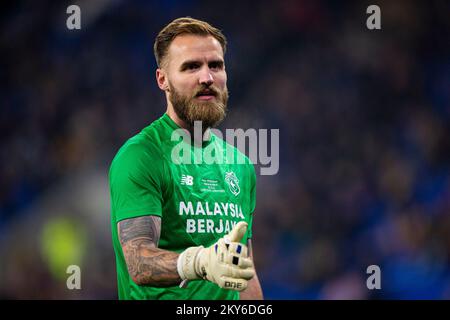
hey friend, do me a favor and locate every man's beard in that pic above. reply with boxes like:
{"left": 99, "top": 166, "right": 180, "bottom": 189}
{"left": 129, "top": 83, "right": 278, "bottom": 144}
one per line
{"left": 169, "top": 82, "right": 228, "bottom": 129}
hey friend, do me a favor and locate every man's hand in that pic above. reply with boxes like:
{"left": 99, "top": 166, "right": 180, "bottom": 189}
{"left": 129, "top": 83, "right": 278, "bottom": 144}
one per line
{"left": 177, "top": 221, "right": 255, "bottom": 291}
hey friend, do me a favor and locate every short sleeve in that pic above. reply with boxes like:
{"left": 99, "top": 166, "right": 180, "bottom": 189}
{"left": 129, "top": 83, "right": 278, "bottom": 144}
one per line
{"left": 109, "top": 142, "right": 165, "bottom": 223}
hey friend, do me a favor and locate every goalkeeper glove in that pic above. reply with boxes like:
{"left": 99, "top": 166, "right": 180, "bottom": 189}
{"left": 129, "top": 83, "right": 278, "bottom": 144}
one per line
{"left": 177, "top": 221, "right": 255, "bottom": 291}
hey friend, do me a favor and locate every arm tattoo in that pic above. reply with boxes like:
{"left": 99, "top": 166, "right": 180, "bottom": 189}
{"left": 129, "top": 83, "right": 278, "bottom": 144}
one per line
{"left": 118, "top": 216, "right": 181, "bottom": 287}
{"left": 119, "top": 216, "right": 160, "bottom": 244}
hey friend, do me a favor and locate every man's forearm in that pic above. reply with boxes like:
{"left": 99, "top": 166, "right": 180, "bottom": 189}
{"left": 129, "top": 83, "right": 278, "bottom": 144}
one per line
{"left": 121, "top": 238, "right": 181, "bottom": 287}
{"left": 118, "top": 216, "right": 181, "bottom": 287}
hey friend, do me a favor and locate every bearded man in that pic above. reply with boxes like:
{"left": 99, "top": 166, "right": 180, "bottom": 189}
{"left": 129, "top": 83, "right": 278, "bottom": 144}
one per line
{"left": 109, "top": 17, "right": 263, "bottom": 300}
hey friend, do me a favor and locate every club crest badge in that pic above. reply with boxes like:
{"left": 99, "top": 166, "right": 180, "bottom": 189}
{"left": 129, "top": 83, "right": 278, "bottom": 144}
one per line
{"left": 225, "top": 171, "right": 240, "bottom": 196}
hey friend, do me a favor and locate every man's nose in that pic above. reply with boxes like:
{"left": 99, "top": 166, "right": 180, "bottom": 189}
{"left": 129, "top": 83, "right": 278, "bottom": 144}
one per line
{"left": 199, "top": 68, "right": 214, "bottom": 86}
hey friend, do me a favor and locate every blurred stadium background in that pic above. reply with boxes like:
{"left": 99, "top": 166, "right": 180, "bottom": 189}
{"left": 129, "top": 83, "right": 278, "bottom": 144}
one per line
{"left": 1, "top": 0, "right": 449, "bottom": 299}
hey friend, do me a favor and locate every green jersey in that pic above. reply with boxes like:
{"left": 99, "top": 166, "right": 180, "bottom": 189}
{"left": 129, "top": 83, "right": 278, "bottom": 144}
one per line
{"left": 109, "top": 113, "right": 256, "bottom": 300}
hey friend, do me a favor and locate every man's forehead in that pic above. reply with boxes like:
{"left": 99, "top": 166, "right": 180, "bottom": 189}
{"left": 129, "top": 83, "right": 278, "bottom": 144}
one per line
{"left": 168, "top": 34, "right": 224, "bottom": 63}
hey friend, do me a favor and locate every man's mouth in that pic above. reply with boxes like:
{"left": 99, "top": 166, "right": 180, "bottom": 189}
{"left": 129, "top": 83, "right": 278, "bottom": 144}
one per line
{"left": 195, "top": 90, "right": 217, "bottom": 100}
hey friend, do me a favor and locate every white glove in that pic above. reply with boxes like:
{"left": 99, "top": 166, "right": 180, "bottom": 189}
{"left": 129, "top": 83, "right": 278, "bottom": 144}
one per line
{"left": 177, "top": 221, "right": 255, "bottom": 291}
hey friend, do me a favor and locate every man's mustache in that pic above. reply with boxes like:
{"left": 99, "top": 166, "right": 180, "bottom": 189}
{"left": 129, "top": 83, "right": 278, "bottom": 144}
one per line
{"left": 193, "top": 85, "right": 221, "bottom": 98}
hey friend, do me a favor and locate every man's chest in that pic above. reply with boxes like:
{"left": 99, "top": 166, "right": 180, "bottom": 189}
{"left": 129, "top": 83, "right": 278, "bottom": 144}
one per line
{"left": 159, "top": 162, "right": 251, "bottom": 246}
{"left": 168, "top": 162, "right": 246, "bottom": 204}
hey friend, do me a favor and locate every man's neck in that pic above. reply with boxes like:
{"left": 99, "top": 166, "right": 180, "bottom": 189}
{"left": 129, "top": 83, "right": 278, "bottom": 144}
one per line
{"left": 166, "top": 106, "right": 211, "bottom": 145}
{"left": 166, "top": 106, "right": 188, "bottom": 129}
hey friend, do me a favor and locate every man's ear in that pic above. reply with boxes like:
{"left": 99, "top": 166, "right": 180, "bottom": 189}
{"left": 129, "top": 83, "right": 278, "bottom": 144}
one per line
{"left": 156, "top": 68, "right": 169, "bottom": 91}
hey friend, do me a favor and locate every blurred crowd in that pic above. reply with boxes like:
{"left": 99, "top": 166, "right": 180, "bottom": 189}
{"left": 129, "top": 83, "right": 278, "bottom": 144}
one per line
{"left": 1, "top": 0, "right": 449, "bottom": 299}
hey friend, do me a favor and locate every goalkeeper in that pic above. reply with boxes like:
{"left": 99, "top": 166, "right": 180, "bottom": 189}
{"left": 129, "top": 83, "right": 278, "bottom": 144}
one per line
{"left": 109, "top": 17, "right": 263, "bottom": 300}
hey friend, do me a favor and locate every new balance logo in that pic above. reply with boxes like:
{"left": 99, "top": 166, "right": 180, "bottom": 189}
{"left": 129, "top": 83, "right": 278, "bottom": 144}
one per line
{"left": 181, "top": 174, "right": 194, "bottom": 186}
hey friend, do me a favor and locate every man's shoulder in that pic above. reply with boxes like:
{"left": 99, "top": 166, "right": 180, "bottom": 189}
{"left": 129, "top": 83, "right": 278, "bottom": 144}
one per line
{"left": 113, "top": 131, "right": 158, "bottom": 162}
{"left": 140, "top": 114, "right": 174, "bottom": 145}
{"left": 110, "top": 117, "right": 168, "bottom": 171}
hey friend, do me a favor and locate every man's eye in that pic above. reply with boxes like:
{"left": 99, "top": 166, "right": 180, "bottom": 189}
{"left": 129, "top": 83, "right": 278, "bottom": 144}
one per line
{"left": 187, "top": 64, "right": 200, "bottom": 70}
{"left": 209, "top": 62, "right": 222, "bottom": 70}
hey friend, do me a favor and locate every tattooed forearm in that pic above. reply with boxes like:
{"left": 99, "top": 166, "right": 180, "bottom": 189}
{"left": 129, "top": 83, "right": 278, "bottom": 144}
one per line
{"left": 118, "top": 216, "right": 181, "bottom": 287}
